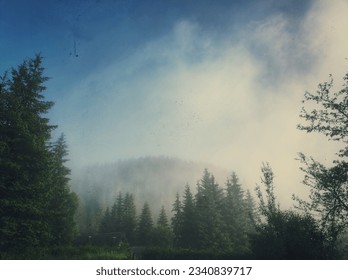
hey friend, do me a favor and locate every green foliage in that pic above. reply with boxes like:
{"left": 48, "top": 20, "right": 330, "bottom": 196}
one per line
{"left": 0, "top": 55, "right": 77, "bottom": 255}
{"left": 296, "top": 71, "right": 348, "bottom": 253}
{"left": 294, "top": 154, "right": 348, "bottom": 252}
{"left": 110, "top": 193, "right": 124, "bottom": 231}
{"left": 252, "top": 164, "right": 326, "bottom": 259}
{"left": 223, "top": 172, "right": 254, "bottom": 254}
{"left": 170, "top": 169, "right": 257, "bottom": 254}
{"left": 47, "top": 134, "right": 78, "bottom": 245}
{"left": 99, "top": 192, "right": 137, "bottom": 243}
{"left": 176, "top": 185, "right": 198, "bottom": 248}
{"left": 152, "top": 206, "right": 173, "bottom": 247}
{"left": 140, "top": 247, "right": 251, "bottom": 260}
{"left": 157, "top": 206, "right": 169, "bottom": 227}
{"left": 122, "top": 193, "right": 137, "bottom": 243}
{"left": 77, "top": 191, "right": 103, "bottom": 234}
{"left": 1, "top": 55, "right": 55, "bottom": 252}
{"left": 298, "top": 73, "right": 348, "bottom": 157}
{"left": 255, "top": 163, "right": 279, "bottom": 217}
{"left": 250, "top": 210, "right": 326, "bottom": 259}
{"left": 195, "top": 169, "right": 227, "bottom": 250}
{"left": 135, "top": 202, "right": 154, "bottom": 246}
{"left": 0, "top": 245, "right": 131, "bottom": 260}
{"left": 171, "top": 192, "right": 183, "bottom": 246}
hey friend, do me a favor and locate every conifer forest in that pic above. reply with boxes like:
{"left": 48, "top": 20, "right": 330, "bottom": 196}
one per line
{"left": 1, "top": 56, "right": 348, "bottom": 260}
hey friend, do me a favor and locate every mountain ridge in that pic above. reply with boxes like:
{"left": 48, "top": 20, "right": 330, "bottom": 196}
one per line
{"left": 71, "top": 156, "right": 232, "bottom": 220}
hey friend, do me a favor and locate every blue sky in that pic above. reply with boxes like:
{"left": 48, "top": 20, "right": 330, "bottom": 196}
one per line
{"left": 1, "top": 0, "right": 348, "bottom": 206}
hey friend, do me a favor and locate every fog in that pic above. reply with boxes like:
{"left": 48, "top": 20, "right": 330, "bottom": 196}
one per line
{"left": 54, "top": 0, "right": 347, "bottom": 209}
{"left": 72, "top": 156, "right": 231, "bottom": 220}
{"left": 2, "top": 1, "right": 346, "bottom": 209}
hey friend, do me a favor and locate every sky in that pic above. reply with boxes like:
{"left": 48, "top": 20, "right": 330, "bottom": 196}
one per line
{"left": 1, "top": 0, "right": 348, "bottom": 207}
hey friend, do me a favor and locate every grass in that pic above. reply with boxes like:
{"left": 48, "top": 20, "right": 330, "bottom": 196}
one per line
{"left": 0, "top": 244, "right": 132, "bottom": 260}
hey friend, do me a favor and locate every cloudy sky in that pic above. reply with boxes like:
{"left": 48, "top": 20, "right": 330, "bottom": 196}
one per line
{"left": 1, "top": 0, "right": 348, "bottom": 207}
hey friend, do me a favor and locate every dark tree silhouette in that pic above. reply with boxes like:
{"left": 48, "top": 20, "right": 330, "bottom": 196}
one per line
{"left": 296, "top": 71, "right": 348, "bottom": 253}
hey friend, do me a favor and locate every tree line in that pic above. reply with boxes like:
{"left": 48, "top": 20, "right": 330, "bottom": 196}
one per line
{"left": 96, "top": 165, "right": 333, "bottom": 259}
{"left": 1, "top": 55, "right": 348, "bottom": 259}
{"left": 97, "top": 170, "right": 255, "bottom": 253}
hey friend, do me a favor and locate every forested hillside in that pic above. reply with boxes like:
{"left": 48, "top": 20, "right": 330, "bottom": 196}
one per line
{"left": 72, "top": 157, "right": 230, "bottom": 234}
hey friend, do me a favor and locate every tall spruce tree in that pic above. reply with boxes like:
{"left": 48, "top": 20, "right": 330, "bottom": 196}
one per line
{"left": 47, "top": 134, "right": 78, "bottom": 245}
{"left": 153, "top": 206, "right": 173, "bottom": 247}
{"left": 171, "top": 192, "right": 183, "bottom": 247}
{"left": 136, "top": 202, "right": 153, "bottom": 246}
{"left": 100, "top": 207, "right": 112, "bottom": 233}
{"left": 0, "top": 55, "right": 77, "bottom": 254}
{"left": 195, "top": 169, "right": 228, "bottom": 250}
{"left": 110, "top": 192, "right": 123, "bottom": 232}
{"left": 244, "top": 189, "right": 258, "bottom": 233}
{"left": 223, "top": 172, "right": 248, "bottom": 253}
{"left": 122, "top": 192, "right": 137, "bottom": 244}
{"left": 0, "top": 55, "right": 56, "bottom": 253}
{"left": 179, "top": 184, "right": 198, "bottom": 248}
{"left": 157, "top": 206, "right": 169, "bottom": 227}
{"left": 99, "top": 192, "right": 137, "bottom": 243}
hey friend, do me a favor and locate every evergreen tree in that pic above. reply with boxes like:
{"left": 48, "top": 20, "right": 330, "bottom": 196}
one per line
{"left": 110, "top": 192, "right": 123, "bottom": 232}
{"left": 99, "top": 192, "right": 137, "bottom": 243}
{"left": 171, "top": 192, "right": 183, "bottom": 247}
{"left": 157, "top": 206, "right": 169, "bottom": 227}
{"left": 0, "top": 55, "right": 57, "bottom": 253}
{"left": 179, "top": 184, "right": 198, "bottom": 248}
{"left": 195, "top": 169, "right": 227, "bottom": 250}
{"left": 136, "top": 202, "right": 153, "bottom": 246}
{"left": 152, "top": 206, "right": 173, "bottom": 247}
{"left": 223, "top": 172, "right": 248, "bottom": 253}
{"left": 122, "top": 192, "right": 137, "bottom": 244}
{"left": 47, "top": 134, "right": 78, "bottom": 245}
{"left": 100, "top": 207, "right": 112, "bottom": 233}
{"left": 0, "top": 56, "right": 78, "bottom": 255}
{"left": 244, "top": 189, "right": 258, "bottom": 233}
{"left": 79, "top": 192, "right": 102, "bottom": 235}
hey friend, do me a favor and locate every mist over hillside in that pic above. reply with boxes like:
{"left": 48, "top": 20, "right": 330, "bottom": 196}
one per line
{"left": 71, "top": 156, "right": 231, "bottom": 219}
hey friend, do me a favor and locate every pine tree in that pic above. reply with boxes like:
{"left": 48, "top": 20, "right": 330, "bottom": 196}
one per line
{"left": 136, "top": 202, "right": 153, "bottom": 246}
{"left": 0, "top": 55, "right": 57, "bottom": 253}
{"left": 152, "top": 206, "right": 173, "bottom": 247}
{"left": 244, "top": 189, "right": 258, "bottom": 233}
{"left": 171, "top": 192, "right": 183, "bottom": 247}
{"left": 79, "top": 191, "right": 102, "bottom": 234}
{"left": 0, "top": 56, "right": 79, "bottom": 255}
{"left": 122, "top": 192, "right": 137, "bottom": 244}
{"left": 110, "top": 192, "right": 123, "bottom": 232}
{"left": 100, "top": 207, "right": 112, "bottom": 233}
{"left": 157, "top": 206, "right": 169, "bottom": 227}
{"left": 223, "top": 172, "right": 248, "bottom": 253}
{"left": 47, "top": 134, "right": 78, "bottom": 245}
{"left": 195, "top": 169, "right": 227, "bottom": 250}
{"left": 179, "top": 184, "right": 198, "bottom": 248}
